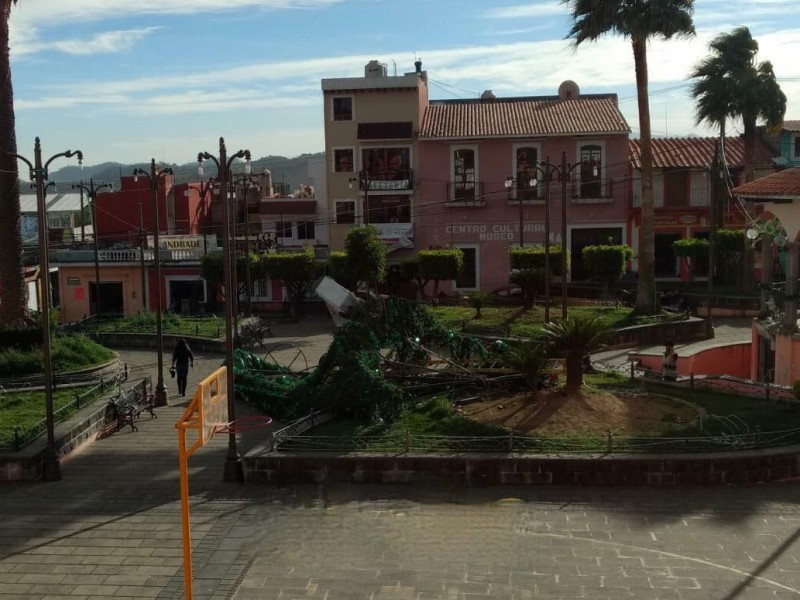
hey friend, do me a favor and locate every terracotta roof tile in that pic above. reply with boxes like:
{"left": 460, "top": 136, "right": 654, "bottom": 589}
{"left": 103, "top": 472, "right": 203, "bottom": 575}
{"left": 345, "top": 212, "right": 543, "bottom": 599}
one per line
{"left": 732, "top": 166, "right": 800, "bottom": 199}
{"left": 419, "top": 95, "right": 630, "bottom": 139}
{"left": 783, "top": 120, "right": 800, "bottom": 132}
{"left": 630, "top": 137, "right": 777, "bottom": 169}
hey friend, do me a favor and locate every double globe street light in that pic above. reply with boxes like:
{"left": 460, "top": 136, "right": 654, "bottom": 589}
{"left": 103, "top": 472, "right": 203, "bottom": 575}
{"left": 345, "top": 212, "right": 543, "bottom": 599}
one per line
{"left": 72, "top": 179, "right": 112, "bottom": 318}
{"left": 8, "top": 137, "right": 83, "bottom": 481}
{"left": 197, "top": 137, "right": 251, "bottom": 482}
{"left": 133, "top": 160, "right": 174, "bottom": 407}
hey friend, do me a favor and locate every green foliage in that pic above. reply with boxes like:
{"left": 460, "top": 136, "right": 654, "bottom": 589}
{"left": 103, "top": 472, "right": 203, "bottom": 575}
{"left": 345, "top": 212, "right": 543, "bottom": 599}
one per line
{"left": 542, "top": 316, "right": 612, "bottom": 389}
{"left": 0, "top": 325, "right": 43, "bottom": 351}
{"left": 581, "top": 244, "right": 632, "bottom": 283}
{"left": 418, "top": 249, "right": 464, "bottom": 296}
{"left": 509, "top": 268, "right": 546, "bottom": 307}
{"left": 715, "top": 229, "right": 745, "bottom": 284}
{"left": 88, "top": 313, "right": 224, "bottom": 338}
{"left": 264, "top": 248, "right": 322, "bottom": 311}
{"left": 509, "top": 245, "right": 567, "bottom": 275}
{"left": 0, "top": 335, "right": 115, "bottom": 378}
{"left": 200, "top": 251, "right": 224, "bottom": 285}
{"left": 327, "top": 251, "right": 356, "bottom": 290}
{"left": 673, "top": 237, "right": 709, "bottom": 258}
{"left": 502, "top": 341, "right": 551, "bottom": 390}
{"left": 466, "top": 291, "right": 488, "bottom": 319}
{"left": 201, "top": 251, "right": 265, "bottom": 288}
{"left": 344, "top": 226, "right": 386, "bottom": 289}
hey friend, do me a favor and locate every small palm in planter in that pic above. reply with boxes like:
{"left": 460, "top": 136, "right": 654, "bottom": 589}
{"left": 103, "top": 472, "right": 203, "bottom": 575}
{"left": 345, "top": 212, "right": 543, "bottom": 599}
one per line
{"left": 466, "top": 291, "right": 488, "bottom": 319}
{"left": 542, "top": 316, "right": 612, "bottom": 390}
{"left": 502, "top": 341, "right": 551, "bottom": 391}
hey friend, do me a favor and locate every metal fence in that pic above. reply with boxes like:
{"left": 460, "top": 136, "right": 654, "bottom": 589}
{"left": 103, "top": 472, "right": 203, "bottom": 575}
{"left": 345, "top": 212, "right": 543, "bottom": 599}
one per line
{"left": 1, "top": 368, "right": 130, "bottom": 452}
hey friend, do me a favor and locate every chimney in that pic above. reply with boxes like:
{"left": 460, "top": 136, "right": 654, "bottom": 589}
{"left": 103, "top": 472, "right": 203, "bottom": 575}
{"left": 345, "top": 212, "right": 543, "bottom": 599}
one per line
{"left": 415, "top": 59, "right": 422, "bottom": 73}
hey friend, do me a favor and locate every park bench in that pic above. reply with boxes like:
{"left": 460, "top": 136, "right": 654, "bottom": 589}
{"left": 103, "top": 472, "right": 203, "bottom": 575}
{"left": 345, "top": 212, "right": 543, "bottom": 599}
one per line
{"left": 238, "top": 317, "right": 274, "bottom": 348}
{"left": 108, "top": 384, "right": 157, "bottom": 433}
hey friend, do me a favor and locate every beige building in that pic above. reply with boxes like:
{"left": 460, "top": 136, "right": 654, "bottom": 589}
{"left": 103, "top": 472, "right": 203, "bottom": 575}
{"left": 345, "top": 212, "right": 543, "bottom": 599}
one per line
{"left": 321, "top": 59, "right": 428, "bottom": 254}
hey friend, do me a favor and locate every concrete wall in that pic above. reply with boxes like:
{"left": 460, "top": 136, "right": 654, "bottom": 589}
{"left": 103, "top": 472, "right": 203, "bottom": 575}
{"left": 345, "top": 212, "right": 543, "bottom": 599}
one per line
{"left": 774, "top": 333, "right": 800, "bottom": 388}
{"left": 58, "top": 265, "right": 145, "bottom": 322}
{"left": 244, "top": 447, "right": 800, "bottom": 486}
{"left": 629, "top": 342, "right": 750, "bottom": 378}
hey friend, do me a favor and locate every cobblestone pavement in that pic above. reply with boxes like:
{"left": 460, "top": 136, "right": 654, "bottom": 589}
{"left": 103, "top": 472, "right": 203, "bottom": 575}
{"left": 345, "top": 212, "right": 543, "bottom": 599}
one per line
{"left": 5, "top": 316, "right": 800, "bottom": 600}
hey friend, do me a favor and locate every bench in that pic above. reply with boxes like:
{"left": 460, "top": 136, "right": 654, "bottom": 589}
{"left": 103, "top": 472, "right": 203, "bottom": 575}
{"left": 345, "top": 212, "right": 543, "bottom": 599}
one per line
{"left": 238, "top": 317, "right": 274, "bottom": 348}
{"left": 108, "top": 385, "right": 157, "bottom": 433}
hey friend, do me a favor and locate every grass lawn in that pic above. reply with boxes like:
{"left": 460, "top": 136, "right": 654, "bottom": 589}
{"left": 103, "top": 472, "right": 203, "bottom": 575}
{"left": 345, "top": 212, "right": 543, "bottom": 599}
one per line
{"left": 426, "top": 304, "right": 632, "bottom": 338}
{"left": 89, "top": 313, "right": 226, "bottom": 338}
{"left": 0, "top": 335, "right": 116, "bottom": 379}
{"left": 0, "top": 385, "right": 97, "bottom": 448}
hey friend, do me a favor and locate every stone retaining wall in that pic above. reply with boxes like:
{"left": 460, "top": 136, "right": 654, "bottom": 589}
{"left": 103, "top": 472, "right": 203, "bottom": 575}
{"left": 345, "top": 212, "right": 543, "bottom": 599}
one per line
{"left": 244, "top": 446, "right": 800, "bottom": 486}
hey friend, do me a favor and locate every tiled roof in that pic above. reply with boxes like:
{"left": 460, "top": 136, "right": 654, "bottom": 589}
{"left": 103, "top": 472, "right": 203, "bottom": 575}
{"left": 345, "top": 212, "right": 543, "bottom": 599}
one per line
{"left": 419, "top": 95, "right": 630, "bottom": 139}
{"left": 630, "top": 137, "right": 777, "bottom": 169}
{"left": 732, "top": 166, "right": 800, "bottom": 199}
{"left": 783, "top": 120, "right": 800, "bottom": 132}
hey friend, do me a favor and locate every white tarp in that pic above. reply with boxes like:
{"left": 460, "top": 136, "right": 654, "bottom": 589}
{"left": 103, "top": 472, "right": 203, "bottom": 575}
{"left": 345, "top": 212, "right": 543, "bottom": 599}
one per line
{"left": 314, "top": 276, "right": 361, "bottom": 328}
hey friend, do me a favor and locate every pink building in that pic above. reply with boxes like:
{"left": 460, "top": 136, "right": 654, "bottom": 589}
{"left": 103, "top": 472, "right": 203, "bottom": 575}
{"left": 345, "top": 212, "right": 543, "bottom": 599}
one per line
{"left": 416, "top": 82, "right": 631, "bottom": 293}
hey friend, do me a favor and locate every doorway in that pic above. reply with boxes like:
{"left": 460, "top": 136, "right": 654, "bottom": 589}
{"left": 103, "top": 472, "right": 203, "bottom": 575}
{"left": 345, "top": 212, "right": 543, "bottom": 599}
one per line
{"left": 89, "top": 282, "right": 124, "bottom": 315}
{"left": 655, "top": 233, "right": 681, "bottom": 278}
{"left": 570, "top": 227, "right": 623, "bottom": 281}
{"left": 168, "top": 279, "right": 206, "bottom": 315}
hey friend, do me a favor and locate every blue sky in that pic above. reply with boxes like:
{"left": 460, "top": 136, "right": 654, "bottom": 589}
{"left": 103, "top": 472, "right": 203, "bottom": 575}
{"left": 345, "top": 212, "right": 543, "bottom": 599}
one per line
{"left": 8, "top": 0, "right": 800, "bottom": 166}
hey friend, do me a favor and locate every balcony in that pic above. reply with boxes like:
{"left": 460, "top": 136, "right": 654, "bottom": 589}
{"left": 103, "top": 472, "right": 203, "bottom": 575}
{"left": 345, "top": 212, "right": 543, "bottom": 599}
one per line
{"left": 632, "top": 188, "right": 711, "bottom": 208}
{"left": 570, "top": 178, "right": 616, "bottom": 204}
{"left": 446, "top": 181, "right": 485, "bottom": 206}
{"left": 53, "top": 247, "right": 208, "bottom": 264}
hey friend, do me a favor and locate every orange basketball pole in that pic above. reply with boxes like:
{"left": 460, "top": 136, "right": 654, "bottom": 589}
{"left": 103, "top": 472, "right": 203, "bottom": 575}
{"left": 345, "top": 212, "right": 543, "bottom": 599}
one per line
{"left": 178, "top": 426, "right": 194, "bottom": 600}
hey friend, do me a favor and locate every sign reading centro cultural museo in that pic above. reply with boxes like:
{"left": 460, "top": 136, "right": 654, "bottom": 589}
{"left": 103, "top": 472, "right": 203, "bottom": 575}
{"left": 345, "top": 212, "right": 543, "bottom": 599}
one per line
{"left": 146, "top": 235, "right": 217, "bottom": 250}
{"left": 444, "top": 222, "right": 546, "bottom": 241}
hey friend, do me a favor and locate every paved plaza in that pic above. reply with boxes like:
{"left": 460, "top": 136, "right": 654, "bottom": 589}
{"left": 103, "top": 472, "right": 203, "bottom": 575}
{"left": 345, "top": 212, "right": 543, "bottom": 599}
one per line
{"left": 4, "top": 316, "right": 799, "bottom": 600}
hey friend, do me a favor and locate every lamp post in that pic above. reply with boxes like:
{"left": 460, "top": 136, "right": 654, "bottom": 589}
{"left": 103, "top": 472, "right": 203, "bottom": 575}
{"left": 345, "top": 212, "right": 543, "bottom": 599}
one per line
{"left": 72, "top": 179, "right": 112, "bottom": 318}
{"left": 198, "top": 137, "right": 251, "bottom": 482}
{"left": 541, "top": 152, "right": 582, "bottom": 320}
{"left": 233, "top": 175, "right": 260, "bottom": 316}
{"left": 9, "top": 137, "right": 82, "bottom": 481}
{"left": 133, "top": 160, "right": 173, "bottom": 407}
{"left": 504, "top": 174, "right": 537, "bottom": 248}
{"left": 349, "top": 170, "right": 370, "bottom": 225}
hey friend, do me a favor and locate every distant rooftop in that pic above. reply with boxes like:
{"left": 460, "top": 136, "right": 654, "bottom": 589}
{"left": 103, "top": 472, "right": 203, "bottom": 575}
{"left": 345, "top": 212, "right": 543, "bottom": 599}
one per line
{"left": 19, "top": 192, "right": 87, "bottom": 214}
{"left": 782, "top": 120, "right": 800, "bottom": 133}
{"left": 732, "top": 166, "right": 800, "bottom": 200}
{"left": 630, "top": 137, "right": 778, "bottom": 170}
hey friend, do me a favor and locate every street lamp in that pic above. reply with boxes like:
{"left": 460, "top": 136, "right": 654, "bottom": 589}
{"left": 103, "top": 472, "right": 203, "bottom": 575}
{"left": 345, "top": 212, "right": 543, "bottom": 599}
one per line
{"left": 197, "top": 137, "right": 251, "bottom": 482}
{"left": 133, "top": 160, "right": 173, "bottom": 407}
{"left": 9, "top": 137, "right": 83, "bottom": 481}
{"left": 72, "top": 179, "right": 112, "bottom": 318}
{"left": 232, "top": 175, "right": 261, "bottom": 317}
{"left": 541, "top": 151, "right": 583, "bottom": 320}
{"left": 504, "top": 175, "right": 537, "bottom": 248}
{"left": 349, "top": 170, "right": 370, "bottom": 225}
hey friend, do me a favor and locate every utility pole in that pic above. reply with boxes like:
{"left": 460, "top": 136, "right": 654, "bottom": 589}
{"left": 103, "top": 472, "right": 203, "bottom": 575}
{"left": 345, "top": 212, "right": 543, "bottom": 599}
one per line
{"left": 138, "top": 201, "right": 147, "bottom": 312}
{"left": 707, "top": 139, "right": 721, "bottom": 333}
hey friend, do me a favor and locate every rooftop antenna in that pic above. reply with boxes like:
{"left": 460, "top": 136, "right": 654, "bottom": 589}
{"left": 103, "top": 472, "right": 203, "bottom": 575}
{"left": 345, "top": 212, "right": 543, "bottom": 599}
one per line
{"left": 392, "top": 60, "right": 397, "bottom": 76}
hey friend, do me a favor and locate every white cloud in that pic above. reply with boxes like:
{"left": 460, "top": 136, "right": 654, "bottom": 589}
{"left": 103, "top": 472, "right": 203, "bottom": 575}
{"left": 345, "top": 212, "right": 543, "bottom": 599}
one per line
{"left": 13, "top": 27, "right": 162, "bottom": 57}
{"left": 483, "top": 3, "right": 566, "bottom": 19}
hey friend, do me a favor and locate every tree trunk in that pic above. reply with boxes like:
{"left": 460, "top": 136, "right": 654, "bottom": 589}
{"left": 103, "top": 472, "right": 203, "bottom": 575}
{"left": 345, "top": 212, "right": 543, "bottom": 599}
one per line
{"left": 741, "top": 115, "right": 756, "bottom": 291}
{"left": 0, "top": 2, "right": 27, "bottom": 325}
{"left": 565, "top": 351, "right": 584, "bottom": 391}
{"left": 631, "top": 38, "right": 658, "bottom": 315}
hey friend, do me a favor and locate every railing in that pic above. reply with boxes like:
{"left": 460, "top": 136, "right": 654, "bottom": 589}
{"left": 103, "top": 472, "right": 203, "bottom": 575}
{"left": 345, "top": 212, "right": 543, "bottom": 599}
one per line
{"left": 632, "top": 187, "right": 710, "bottom": 208}
{"left": 446, "top": 181, "right": 485, "bottom": 205}
{"left": 54, "top": 247, "right": 209, "bottom": 263}
{"left": 0, "top": 369, "right": 132, "bottom": 452}
{"left": 360, "top": 168, "right": 414, "bottom": 192}
{"left": 571, "top": 177, "right": 615, "bottom": 202}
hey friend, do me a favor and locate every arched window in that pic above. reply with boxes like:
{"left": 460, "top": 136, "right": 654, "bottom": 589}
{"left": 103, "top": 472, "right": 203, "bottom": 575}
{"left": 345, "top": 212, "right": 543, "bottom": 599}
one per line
{"left": 580, "top": 144, "right": 602, "bottom": 198}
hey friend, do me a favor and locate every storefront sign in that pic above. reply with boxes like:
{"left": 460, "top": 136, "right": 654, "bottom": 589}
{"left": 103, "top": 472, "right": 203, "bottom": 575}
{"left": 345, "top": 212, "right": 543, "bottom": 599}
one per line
{"left": 374, "top": 224, "right": 414, "bottom": 239}
{"left": 67, "top": 276, "right": 81, "bottom": 286}
{"left": 146, "top": 235, "right": 217, "bottom": 249}
{"left": 444, "top": 222, "right": 545, "bottom": 242}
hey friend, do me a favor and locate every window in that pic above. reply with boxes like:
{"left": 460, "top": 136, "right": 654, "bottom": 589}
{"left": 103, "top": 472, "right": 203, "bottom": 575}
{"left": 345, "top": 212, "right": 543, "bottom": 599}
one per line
{"left": 335, "top": 201, "right": 355, "bottom": 224}
{"left": 251, "top": 278, "right": 271, "bottom": 300}
{"left": 452, "top": 147, "right": 477, "bottom": 201}
{"left": 276, "top": 221, "right": 292, "bottom": 239}
{"left": 794, "top": 135, "right": 800, "bottom": 159}
{"left": 579, "top": 144, "right": 602, "bottom": 198}
{"left": 332, "top": 96, "right": 352, "bottom": 121}
{"left": 454, "top": 246, "right": 478, "bottom": 290}
{"left": 514, "top": 146, "right": 539, "bottom": 201}
{"left": 368, "top": 195, "right": 411, "bottom": 224}
{"left": 333, "top": 148, "right": 354, "bottom": 173}
{"left": 664, "top": 168, "right": 689, "bottom": 207}
{"left": 362, "top": 147, "right": 411, "bottom": 188}
{"left": 297, "top": 221, "right": 316, "bottom": 240}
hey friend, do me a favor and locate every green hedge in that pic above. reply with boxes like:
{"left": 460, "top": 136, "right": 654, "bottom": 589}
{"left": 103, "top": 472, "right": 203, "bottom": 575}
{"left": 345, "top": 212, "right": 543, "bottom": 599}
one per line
{"left": 582, "top": 244, "right": 632, "bottom": 283}
{"left": 0, "top": 335, "right": 115, "bottom": 378}
{"left": 509, "top": 245, "right": 567, "bottom": 275}
{"left": 0, "top": 326, "right": 43, "bottom": 351}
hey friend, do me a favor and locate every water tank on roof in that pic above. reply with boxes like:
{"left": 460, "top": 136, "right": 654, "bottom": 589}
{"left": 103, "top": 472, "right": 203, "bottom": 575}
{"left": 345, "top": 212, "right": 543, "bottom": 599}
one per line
{"left": 365, "top": 60, "right": 388, "bottom": 78}
{"left": 481, "top": 90, "right": 497, "bottom": 100}
{"left": 558, "top": 80, "right": 580, "bottom": 100}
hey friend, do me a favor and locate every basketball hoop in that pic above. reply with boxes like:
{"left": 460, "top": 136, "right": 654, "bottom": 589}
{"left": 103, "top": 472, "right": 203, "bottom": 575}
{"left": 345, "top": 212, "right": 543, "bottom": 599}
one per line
{"left": 215, "top": 414, "right": 273, "bottom": 435}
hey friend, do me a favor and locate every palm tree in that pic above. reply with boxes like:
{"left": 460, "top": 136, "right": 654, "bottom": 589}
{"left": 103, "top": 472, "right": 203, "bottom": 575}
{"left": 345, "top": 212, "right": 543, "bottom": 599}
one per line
{"left": 0, "top": 0, "right": 26, "bottom": 325}
{"left": 689, "top": 27, "right": 786, "bottom": 289}
{"left": 564, "top": 0, "right": 695, "bottom": 315}
{"left": 542, "top": 316, "right": 612, "bottom": 390}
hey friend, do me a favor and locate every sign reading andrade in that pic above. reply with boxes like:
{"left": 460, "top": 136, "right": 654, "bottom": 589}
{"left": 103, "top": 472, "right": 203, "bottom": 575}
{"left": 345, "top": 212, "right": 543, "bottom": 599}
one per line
{"left": 146, "top": 235, "right": 218, "bottom": 250}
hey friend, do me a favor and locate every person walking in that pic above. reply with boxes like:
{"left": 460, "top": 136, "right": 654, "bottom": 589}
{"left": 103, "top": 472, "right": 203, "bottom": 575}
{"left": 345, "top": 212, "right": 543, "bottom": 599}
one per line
{"left": 171, "top": 338, "right": 194, "bottom": 397}
{"left": 662, "top": 341, "right": 678, "bottom": 382}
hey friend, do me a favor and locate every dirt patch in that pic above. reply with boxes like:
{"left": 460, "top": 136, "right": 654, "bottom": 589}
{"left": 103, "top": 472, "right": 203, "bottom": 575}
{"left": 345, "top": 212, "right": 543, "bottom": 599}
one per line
{"left": 460, "top": 389, "right": 699, "bottom": 435}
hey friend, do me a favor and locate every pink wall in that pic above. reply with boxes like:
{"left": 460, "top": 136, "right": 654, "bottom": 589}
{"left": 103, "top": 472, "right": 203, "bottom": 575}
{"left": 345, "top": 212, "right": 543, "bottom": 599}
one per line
{"left": 774, "top": 334, "right": 800, "bottom": 388}
{"left": 416, "top": 135, "right": 629, "bottom": 293}
{"left": 631, "top": 342, "right": 752, "bottom": 378}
